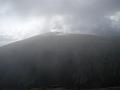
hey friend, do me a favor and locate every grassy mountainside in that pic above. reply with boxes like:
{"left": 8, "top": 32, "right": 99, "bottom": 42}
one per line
{"left": 0, "top": 33, "right": 119, "bottom": 89}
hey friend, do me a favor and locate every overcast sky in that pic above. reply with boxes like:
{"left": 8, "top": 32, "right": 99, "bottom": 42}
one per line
{"left": 0, "top": 0, "right": 120, "bottom": 46}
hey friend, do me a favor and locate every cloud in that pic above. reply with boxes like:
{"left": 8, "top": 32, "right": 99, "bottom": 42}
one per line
{"left": 108, "top": 12, "right": 120, "bottom": 28}
{"left": 1, "top": 0, "right": 120, "bottom": 30}
{"left": 0, "top": 0, "right": 120, "bottom": 46}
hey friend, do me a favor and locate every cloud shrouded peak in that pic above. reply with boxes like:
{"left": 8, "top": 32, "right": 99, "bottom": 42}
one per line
{"left": 0, "top": 0, "right": 120, "bottom": 46}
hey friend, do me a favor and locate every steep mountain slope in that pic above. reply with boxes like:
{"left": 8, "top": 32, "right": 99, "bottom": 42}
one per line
{"left": 0, "top": 33, "right": 119, "bottom": 89}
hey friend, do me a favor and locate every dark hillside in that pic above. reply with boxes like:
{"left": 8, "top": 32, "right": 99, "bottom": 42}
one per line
{"left": 0, "top": 33, "right": 119, "bottom": 89}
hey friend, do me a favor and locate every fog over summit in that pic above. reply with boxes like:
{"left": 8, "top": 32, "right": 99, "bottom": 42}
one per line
{"left": 0, "top": 1, "right": 120, "bottom": 89}
{"left": 0, "top": 0, "right": 120, "bottom": 45}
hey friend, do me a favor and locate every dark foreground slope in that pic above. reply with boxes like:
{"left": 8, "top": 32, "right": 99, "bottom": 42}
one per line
{"left": 0, "top": 33, "right": 119, "bottom": 89}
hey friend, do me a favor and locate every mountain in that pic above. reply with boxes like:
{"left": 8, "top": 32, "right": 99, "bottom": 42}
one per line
{"left": 0, "top": 32, "right": 119, "bottom": 89}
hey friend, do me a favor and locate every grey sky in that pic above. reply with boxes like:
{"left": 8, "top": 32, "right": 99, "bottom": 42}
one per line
{"left": 0, "top": 0, "right": 120, "bottom": 46}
